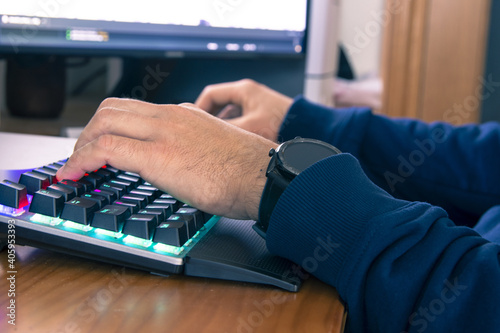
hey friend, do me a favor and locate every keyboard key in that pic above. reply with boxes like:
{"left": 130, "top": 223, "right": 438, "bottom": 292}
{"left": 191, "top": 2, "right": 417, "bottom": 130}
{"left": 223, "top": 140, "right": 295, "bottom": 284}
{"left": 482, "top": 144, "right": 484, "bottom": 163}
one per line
{"left": 129, "top": 190, "right": 155, "bottom": 204}
{"left": 83, "top": 173, "right": 104, "bottom": 188}
{"left": 169, "top": 213, "right": 197, "bottom": 238}
{"left": 122, "top": 214, "right": 157, "bottom": 239}
{"left": 121, "top": 194, "right": 147, "bottom": 209}
{"left": 177, "top": 207, "right": 206, "bottom": 231}
{"left": 81, "top": 193, "right": 107, "bottom": 209}
{"left": 0, "top": 180, "right": 28, "bottom": 209}
{"left": 100, "top": 183, "right": 125, "bottom": 197}
{"left": 91, "top": 189, "right": 116, "bottom": 203}
{"left": 92, "top": 205, "right": 131, "bottom": 232}
{"left": 60, "top": 197, "right": 99, "bottom": 225}
{"left": 47, "top": 184, "right": 76, "bottom": 201}
{"left": 145, "top": 204, "right": 173, "bottom": 218}
{"left": 138, "top": 209, "right": 165, "bottom": 225}
{"left": 58, "top": 179, "right": 85, "bottom": 196}
{"left": 33, "top": 167, "right": 58, "bottom": 184}
{"left": 153, "top": 221, "right": 188, "bottom": 246}
{"left": 30, "top": 189, "right": 64, "bottom": 217}
{"left": 19, "top": 171, "right": 51, "bottom": 195}
{"left": 95, "top": 169, "right": 112, "bottom": 181}
{"left": 154, "top": 198, "right": 182, "bottom": 212}
{"left": 114, "top": 200, "right": 139, "bottom": 214}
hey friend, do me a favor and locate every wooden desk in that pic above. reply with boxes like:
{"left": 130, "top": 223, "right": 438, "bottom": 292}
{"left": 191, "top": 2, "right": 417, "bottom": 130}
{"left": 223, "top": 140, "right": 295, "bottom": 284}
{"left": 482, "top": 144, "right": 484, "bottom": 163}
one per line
{"left": 0, "top": 245, "right": 345, "bottom": 333}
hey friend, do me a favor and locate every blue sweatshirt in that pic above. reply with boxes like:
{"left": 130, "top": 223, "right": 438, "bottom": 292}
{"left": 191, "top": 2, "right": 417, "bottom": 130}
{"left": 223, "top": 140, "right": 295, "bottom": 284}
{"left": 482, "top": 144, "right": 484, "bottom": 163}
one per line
{"left": 266, "top": 97, "right": 500, "bottom": 332}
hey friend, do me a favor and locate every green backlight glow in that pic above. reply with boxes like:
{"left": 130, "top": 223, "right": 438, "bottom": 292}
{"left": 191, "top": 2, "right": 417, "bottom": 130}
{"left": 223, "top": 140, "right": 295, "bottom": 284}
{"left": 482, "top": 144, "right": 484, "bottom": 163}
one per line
{"left": 63, "top": 221, "right": 93, "bottom": 232}
{"left": 95, "top": 228, "right": 123, "bottom": 239}
{"left": 31, "top": 214, "right": 63, "bottom": 226}
{"left": 123, "top": 235, "right": 153, "bottom": 248}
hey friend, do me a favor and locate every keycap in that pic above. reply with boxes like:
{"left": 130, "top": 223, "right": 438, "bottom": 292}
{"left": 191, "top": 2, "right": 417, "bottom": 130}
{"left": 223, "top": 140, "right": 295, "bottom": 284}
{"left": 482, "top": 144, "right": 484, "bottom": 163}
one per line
{"left": 0, "top": 180, "right": 28, "bottom": 209}
{"left": 170, "top": 213, "right": 197, "bottom": 238}
{"left": 33, "top": 167, "right": 58, "bottom": 184}
{"left": 60, "top": 197, "right": 99, "bottom": 225}
{"left": 81, "top": 193, "right": 107, "bottom": 209}
{"left": 153, "top": 221, "right": 188, "bottom": 246}
{"left": 47, "top": 184, "right": 76, "bottom": 201}
{"left": 145, "top": 204, "right": 173, "bottom": 218}
{"left": 58, "top": 179, "right": 84, "bottom": 196}
{"left": 117, "top": 174, "right": 140, "bottom": 187}
{"left": 30, "top": 189, "right": 65, "bottom": 217}
{"left": 92, "top": 205, "right": 131, "bottom": 232}
{"left": 95, "top": 169, "right": 112, "bottom": 181}
{"left": 138, "top": 209, "right": 165, "bottom": 225}
{"left": 177, "top": 207, "right": 206, "bottom": 231}
{"left": 120, "top": 194, "right": 147, "bottom": 209}
{"left": 154, "top": 198, "right": 181, "bottom": 212}
{"left": 91, "top": 189, "right": 116, "bottom": 203}
{"left": 113, "top": 200, "right": 139, "bottom": 214}
{"left": 83, "top": 173, "right": 104, "bottom": 188}
{"left": 129, "top": 190, "right": 155, "bottom": 204}
{"left": 122, "top": 214, "right": 157, "bottom": 239}
{"left": 100, "top": 183, "right": 125, "bottom": 197}
{"left": 19, "top": 171, "right": 50, "bottom": 195}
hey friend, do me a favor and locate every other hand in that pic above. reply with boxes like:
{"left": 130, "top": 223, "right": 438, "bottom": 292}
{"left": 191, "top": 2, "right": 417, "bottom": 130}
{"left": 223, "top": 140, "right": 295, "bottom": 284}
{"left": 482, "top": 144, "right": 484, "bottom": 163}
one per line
{"left": 195, "top": 79, "right": 293, "bottom": 142}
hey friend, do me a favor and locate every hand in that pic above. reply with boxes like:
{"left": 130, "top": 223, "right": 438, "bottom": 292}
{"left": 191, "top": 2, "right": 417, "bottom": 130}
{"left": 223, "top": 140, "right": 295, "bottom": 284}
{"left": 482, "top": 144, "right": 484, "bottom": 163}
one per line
{"left": 56, "top": 98, "right": 277, "bottom": 220}
{"left": 195, "top": 79, "right": 293, "bottom": 142}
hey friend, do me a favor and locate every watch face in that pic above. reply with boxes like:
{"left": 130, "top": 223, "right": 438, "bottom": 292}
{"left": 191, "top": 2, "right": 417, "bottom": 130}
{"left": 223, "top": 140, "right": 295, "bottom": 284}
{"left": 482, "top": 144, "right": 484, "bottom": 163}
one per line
{"left": 278, "top": 139, "right": 341, "bottom": 176}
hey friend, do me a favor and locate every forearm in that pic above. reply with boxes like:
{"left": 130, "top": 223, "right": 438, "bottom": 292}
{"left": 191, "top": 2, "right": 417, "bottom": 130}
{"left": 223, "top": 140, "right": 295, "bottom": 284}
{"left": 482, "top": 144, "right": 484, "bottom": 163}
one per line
{"left": 265, "top": 154, "right": 500, "bottom": 332}
{"left": 280, "top": 97, "right": 500, "bottom": 226}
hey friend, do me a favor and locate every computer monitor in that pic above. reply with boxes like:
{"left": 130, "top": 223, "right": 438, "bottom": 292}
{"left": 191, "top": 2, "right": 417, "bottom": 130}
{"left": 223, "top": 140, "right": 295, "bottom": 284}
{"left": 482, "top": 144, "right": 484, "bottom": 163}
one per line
{"left": 0, "top": 1, "right": 310, "bottom": 117}
{"left": 0, "top": 1, "right": 307, "bottom": 57}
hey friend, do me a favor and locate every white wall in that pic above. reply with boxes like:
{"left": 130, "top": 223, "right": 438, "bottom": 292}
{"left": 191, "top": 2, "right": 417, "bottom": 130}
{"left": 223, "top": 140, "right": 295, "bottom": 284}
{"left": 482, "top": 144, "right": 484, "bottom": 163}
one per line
{"left": 339, "top": 0, "right": 385, "bottom": 78}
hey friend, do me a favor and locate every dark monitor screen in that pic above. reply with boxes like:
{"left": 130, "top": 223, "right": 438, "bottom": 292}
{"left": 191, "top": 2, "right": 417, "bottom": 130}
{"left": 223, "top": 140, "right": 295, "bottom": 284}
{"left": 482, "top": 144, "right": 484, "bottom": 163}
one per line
{"left": 0, "top": 1, "right": 308, "bottom": 58}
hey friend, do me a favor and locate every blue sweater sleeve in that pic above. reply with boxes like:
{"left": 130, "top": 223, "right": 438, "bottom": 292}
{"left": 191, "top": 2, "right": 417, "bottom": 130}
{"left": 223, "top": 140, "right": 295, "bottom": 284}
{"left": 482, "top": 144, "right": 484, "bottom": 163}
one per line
{"left": 266, "top": 97, "right": 500, "bottom": 332}
{"left": 279, "top": 97, "right": 500, "bottom": 227}
{"left": 265, "top": 154, "right": 500, "bottom": 333}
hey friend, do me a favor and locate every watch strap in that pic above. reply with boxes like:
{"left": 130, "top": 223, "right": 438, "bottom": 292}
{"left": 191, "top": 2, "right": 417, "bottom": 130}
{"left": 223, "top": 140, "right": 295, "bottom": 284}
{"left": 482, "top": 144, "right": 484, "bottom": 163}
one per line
{"left": 255, "top": 169, "right": 291, "bottom": 237}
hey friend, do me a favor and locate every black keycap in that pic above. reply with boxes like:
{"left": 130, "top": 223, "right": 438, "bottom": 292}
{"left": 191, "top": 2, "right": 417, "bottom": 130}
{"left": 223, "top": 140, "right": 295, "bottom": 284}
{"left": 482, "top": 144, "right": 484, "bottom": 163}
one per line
{"left": 19, "top": 171, "right": 50, "bottom": 195}
{"left": 29, "top": 189, "right": 64, "bottom": 217}
{"left": 47, "top": 184, "right": 76, "bottom": 201}
{"left": 171, "top": 213, "right": 197, "bottom": 238}
{"left": 91, "top": 189, "right": 116, "bottom": 203}
{"left": 138, "top": 209, "right": 165, "bottom": 225}
{"left": 154, "top": 198, "right": 181, "bottom": 212}
{"left": 92, "top": 205, "right": 131, "bottom": 232}
{"left": 58, "top": 179, "right": 84, "bottom": 196}
{"left": 95, "top": 169, "right": 112, "bottom": 181}
{"left": 117, "top": 174, "right": 140, "bottom": 187}
{"left": 120, "top": 194, "right": 147, "bottom": 209}
{"left": 145, "top": 204, "right": 173, "bottom": 218}
{"left": 153, "top": 220, "right": 188, "bottom": 246}
{"left": 75, "top": 179, "right": 94, "bottom": 192}
{"left": 122, "top": 214, "right": 157, "bottom": 239}
{"left": 99, "top": 183, "right": 125, "bottom": 197}
{"left": 0, "top": 180, "right": 28, "bottom": 209}
{"left": 33, "top": 167, "right": 58, "bottom": 184}
{"left": 113, "top": 200, "right": 139, "bottom": 214}
{"left": 81, "top": 193, "right": 107, "bottom": 209}
{"left": 177, "top": 207, "right": 206, "bottom": 231}
{"left": 83, "top": 173, "right": 104, "bottom": 188}
{"left": 60, "top": 197, "right": 99, "bottom": 225}
{"left": 129, "top": 190, "right": 155, "bottom": 204}
{"left": 110, "top": 179, "right": 132, "bottom": 192}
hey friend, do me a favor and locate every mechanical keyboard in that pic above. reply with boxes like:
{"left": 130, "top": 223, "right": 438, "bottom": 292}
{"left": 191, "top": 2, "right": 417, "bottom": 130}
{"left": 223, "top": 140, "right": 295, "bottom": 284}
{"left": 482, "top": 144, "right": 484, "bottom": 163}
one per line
{"left": 0, "top": 160, "right": 301, "bottom": 291}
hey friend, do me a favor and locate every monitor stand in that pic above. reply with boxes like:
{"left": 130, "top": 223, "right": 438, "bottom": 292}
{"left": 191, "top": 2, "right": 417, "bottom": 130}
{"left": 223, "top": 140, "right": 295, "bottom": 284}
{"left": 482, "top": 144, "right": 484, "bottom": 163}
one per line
{"left": 5, "top": 55, "right": 66, "bottom": 118}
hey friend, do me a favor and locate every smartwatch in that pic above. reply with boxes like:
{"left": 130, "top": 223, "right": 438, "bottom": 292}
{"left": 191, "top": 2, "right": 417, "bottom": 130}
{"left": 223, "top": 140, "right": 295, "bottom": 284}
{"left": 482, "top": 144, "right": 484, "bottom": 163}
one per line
{"left": 254, "top": 137, "right": 341, "bottom": 237}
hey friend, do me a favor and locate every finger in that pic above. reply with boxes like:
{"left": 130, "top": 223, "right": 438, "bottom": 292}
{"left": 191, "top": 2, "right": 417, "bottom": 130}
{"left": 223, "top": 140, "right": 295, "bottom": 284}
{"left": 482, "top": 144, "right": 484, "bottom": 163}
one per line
{"left": 217, "top": 104, "right": 242, "bottom": 119}
{"left": 74, "top": 106, "right": 160, "bottom": 151}
{"left": 57, "top": 135, "right": 153, "bottom": 182}
{"left": 97, "top": 97, "right": 166, "bottom": 118}
{"left": 195, "top": 80, "right": 250, "bottom": 114}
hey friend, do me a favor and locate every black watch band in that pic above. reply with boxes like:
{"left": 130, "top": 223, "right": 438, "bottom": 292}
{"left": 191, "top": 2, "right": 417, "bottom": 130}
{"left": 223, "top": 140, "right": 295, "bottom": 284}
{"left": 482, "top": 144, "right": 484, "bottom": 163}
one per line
{"left": 254, "top": 138, "right": 341, "bottom": 238}
{"left": 254, "top": 168, "right": 291, "bottom": 238}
